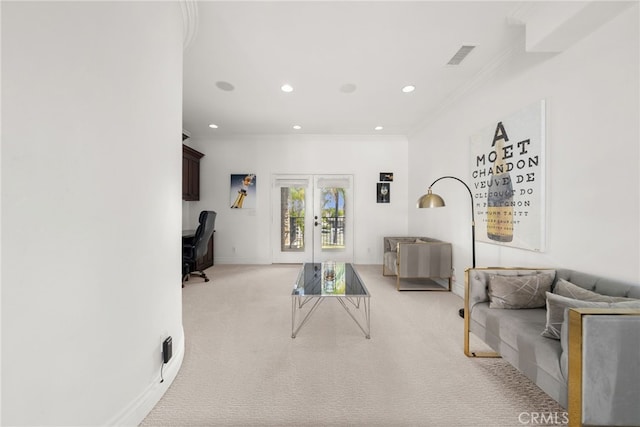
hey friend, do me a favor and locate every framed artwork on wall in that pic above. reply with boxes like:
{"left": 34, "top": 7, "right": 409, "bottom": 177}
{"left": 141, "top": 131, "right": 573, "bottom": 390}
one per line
{"left": 469, "top": 100, "right": 546, "bottom": 251}
{"left": 377, "top": 182, "right": 390, "bottom": 203}
{"left": 379, "top": 172, "right": 394, "bottom": 182}
{"left": 230, "top": 174, "right": 256, "bottom": 209}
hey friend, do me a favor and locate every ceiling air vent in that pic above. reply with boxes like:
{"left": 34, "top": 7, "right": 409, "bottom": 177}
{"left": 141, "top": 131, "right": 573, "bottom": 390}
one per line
{"left": 447, "top": 45, "right": 476, "bottom": 65}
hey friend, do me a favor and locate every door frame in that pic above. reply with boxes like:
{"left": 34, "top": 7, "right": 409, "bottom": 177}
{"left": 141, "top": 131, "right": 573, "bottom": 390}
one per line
{"left": 312, "top": 175, "right": 354, "bottom": 263}
{"left": 271, "top": 174, "right": 354, "bottom": 264}
{"left": 271, "top": 175, "right": 313, "bottom": 264}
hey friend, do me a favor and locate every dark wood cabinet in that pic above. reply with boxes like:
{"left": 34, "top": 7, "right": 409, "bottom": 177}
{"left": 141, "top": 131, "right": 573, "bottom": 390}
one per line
{"left": 183, "top": 144, "right": 204, "bottom": 201}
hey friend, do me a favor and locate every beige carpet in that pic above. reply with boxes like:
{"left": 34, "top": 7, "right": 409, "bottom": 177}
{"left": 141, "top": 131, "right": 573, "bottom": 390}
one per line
{"left": 141, "top": 264, "right": 565, "bottom": 427}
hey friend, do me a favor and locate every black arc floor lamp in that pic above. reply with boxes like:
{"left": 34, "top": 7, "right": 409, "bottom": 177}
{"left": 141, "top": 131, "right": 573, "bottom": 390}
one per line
{"left": 417, "top": 176, "right": 475, "bottom": 318}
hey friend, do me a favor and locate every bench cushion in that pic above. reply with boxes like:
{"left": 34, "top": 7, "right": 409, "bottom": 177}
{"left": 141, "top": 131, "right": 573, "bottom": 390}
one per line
{"left": 470, "top": 302, "right": 565, "bottom": 405}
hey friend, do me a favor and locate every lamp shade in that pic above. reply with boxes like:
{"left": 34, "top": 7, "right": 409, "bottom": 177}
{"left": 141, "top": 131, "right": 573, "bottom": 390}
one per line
{"left": 417, "top": 189, "right": 445, "bottom": 208}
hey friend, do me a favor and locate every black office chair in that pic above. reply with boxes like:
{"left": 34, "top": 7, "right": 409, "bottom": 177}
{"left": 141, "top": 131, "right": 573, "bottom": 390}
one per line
{"left": 183, "top": 210, "right": 216, "bottom": 285}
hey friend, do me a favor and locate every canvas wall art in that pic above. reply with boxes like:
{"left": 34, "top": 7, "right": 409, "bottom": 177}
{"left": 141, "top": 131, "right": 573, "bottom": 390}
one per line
{"left": 230, "top": 174, "right": 256, "bottom": 209}
{"left": 469, "top": 100, "right": 546, "bottom": 251}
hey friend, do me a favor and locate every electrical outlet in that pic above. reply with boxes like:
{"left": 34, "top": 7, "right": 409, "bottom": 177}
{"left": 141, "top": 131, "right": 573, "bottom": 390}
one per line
{"left": 162, "top": 337, "right": 172, "bottom": 364}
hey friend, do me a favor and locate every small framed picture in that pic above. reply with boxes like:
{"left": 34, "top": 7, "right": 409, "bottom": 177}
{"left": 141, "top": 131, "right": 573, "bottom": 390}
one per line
{"left": 379, "top": 172, "right": 393, "bottom": 182}
{"left": 377, "top": 182, "right": 390, "bottom": 203}
{"left": 230, "top": 174, "right": 256, "bottom": 209}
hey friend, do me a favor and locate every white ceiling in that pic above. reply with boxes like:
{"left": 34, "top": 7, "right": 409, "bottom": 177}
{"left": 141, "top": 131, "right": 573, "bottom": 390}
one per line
{"left": 181, "top": 1, "right": 626, "bottom": 138}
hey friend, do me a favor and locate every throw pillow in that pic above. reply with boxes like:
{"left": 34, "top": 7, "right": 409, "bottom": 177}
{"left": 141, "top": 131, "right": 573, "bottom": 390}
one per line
{"left": 541, "top": 292, "right": 640, "bottom": 340}
{"left": 542, "top": 292, "right": 609, "bottom": 340}
{"left": 554, "top": 278, "right": 633, "bottom": 302}
{"left": 488, "top": 273, "right": 554, "bottom": 309}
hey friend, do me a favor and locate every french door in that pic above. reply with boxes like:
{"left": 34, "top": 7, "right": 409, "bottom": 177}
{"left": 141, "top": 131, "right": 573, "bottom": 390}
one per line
{"left": 271, "top": 174, "right": 353, "bottom": 264}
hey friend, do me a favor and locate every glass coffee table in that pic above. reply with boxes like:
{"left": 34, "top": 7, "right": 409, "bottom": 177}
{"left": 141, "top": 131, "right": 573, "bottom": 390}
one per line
{"left": 291, "top": 262, "right": 371, "bottom": 339}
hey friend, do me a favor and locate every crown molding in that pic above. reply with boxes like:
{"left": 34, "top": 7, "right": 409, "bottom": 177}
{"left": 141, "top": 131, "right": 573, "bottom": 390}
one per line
{"left": 181, "top": 0, "right": 199, "bottom": 49}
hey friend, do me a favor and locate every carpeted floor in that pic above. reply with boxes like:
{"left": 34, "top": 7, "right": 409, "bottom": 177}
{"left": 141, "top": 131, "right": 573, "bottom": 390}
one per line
{"left": 141, "top": 264, "right": 565, "bottom": 426}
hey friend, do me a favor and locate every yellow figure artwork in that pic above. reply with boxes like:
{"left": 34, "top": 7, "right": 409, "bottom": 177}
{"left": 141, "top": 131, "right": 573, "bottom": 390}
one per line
{"left": 231, "top": 174, "right": 255, "bottom": 208}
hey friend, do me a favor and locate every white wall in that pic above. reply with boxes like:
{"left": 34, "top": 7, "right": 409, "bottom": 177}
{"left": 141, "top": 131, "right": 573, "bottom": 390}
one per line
{"left": 408, "top": 5, "right": 640, "bottom": 294}
{"left": 1, "top": 2, "right": 184, "bottom": 425}
{"left": 184, "top": 134, "right": 409, "bottom": 264}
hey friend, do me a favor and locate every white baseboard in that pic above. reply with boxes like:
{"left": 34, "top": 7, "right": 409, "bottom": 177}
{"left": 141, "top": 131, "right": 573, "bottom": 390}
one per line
{"left": 104, "top": 328, "right": 185, "bottom": 426}
{"left": 214, "top": 257, "right": 272, "bottom": 264}
{"left": 452, "top": 280, "right": 464, "bottom": 298}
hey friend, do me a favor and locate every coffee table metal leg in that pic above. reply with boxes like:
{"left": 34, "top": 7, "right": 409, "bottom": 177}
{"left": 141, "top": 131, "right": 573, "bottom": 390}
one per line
{"left": 337, "top": 297, "right": 371, "bottom": 339}
{"left": 364, "top": 297, "right": 371, "bottom": 339}
{"left": 291, "top": 296, "right": 324, "bottom": 338}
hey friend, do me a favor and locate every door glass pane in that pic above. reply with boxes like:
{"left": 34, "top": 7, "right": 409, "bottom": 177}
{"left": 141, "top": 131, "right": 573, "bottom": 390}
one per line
{"left": 320, "top": 187, "right": 345, "bottom": 249}
{"left": 280, "top": 187, "right": 305, "bottom": 252}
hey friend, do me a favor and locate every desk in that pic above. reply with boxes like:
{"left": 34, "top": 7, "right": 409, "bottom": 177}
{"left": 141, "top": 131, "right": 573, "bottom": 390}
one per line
{"left": 182, "top": 229, "right": 214, "bottom": 271}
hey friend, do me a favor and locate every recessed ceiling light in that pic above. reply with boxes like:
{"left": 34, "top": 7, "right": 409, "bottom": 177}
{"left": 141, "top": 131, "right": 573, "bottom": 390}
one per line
{"left": 281, "top": 84, "right": 294, "bottom": 93}
{"left": 292, "top": 125, "right": 302, "bottom": 130}
{"left": 402, "top": 85, "right": 415, "bottom": 93}
{"left": 215, "top": 81, "right": 235, "bottom": 91}
{"left": 375, "top": 126, "right": 384, "bottom": 131}
{"left": 209, "top": 124, "right": 219, "bottom": 129}
{"left": 340, "top": 83, "right": 357, "bottom": 94}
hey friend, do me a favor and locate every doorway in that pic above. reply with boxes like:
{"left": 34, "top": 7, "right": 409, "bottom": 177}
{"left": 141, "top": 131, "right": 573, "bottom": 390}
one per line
{"left": 271, "top": 174, "right": 354, "bottom": 264}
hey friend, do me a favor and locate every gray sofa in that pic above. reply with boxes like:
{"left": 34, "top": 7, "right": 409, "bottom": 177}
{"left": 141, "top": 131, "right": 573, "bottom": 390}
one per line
{"left": 465, "top": 268, "right": 640, "bottom": 426}
{"left": 382, "top": 236, "right": 452, "bottom": 291}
